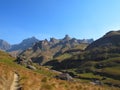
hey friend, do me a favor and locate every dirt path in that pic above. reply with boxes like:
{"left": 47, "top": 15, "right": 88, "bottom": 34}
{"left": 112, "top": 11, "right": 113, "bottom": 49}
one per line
{"left": 10, "top": 73, "right": 21, "bottom": 90}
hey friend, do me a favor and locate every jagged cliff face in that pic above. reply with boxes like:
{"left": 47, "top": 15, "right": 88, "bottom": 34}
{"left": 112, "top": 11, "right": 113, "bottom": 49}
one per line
{"left": 18, "top": 35, "right": 93, "bottom": 65}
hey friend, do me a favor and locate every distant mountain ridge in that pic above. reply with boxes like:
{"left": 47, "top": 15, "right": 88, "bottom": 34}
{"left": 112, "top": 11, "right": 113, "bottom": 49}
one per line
{"left": 0, "top": 36, "right": 93, "bottom": 58}
{"left": 0, "top": 37, "right": 39, "bottom": 57}
{"left": 17, "top": 35, "right": 93, "bottom": 65}
{"left": 7, "top": 37, "right": 39, "bottom": 52}
{"left": 0, "top": 37, "right": 39, "bottom": 52}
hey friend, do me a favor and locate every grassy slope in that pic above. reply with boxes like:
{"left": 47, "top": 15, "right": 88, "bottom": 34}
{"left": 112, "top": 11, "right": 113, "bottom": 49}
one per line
{"left": 0, "top": 51, "right": 116, "bottom": 90}
{"left": 72, "top": 57, "right": 120, "bottom": 87}
{"left": 46, "top": 50, "right": 120, "bottom": 88}
{"left": 53, "top": 44, "right": 88, "bottom": 61}
{"left": 44, "top": 31, "right": 120, "bottom": 89}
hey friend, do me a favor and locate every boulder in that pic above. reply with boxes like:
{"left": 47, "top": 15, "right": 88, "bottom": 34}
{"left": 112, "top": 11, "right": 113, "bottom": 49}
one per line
{"left": 26, "top": 65, "right": 37, "bottom": 70}
{"left": 55, "top": 73, "right": 73, "bottom": 81}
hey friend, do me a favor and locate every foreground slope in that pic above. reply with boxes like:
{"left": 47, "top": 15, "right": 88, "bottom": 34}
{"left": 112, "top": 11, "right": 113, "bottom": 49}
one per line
{"left": 0, "top": 50, "right": 114, "bottom": 90}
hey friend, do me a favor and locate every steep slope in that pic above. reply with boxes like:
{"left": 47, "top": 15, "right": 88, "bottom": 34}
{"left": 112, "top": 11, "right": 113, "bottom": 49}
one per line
{"left": 87, "top": 30, "right": 120, "bottom": 50}
{"left": 0, "top": 39, "right": 11, "bottom": 51}
{"left": 0, "top": 50, "right": 112, "bottom": 90}
{"left": 17, "top": 35, "right": 93, "bottom": 65}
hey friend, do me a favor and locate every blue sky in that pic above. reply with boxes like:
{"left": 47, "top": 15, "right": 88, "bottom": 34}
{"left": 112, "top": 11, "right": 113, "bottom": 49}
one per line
{"left": 0, "top": 0, "right": 120, "bottom": 44}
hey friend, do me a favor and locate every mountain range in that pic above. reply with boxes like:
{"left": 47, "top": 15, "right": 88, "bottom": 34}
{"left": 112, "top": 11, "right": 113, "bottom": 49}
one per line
{"left": 0, "top": 35, "right": 93, "bottom": 58}
{"left": 0, "top": 37, "right": 39, "bottom": 51}
{"left": 0, "top": 31, "right": 120, "bottom": 89}
{"left": 17, "top": 35, "right": 93, "bottom": 65}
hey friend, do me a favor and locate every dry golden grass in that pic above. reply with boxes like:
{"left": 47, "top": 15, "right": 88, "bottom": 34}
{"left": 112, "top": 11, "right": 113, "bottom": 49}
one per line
{"left": 0, "top": 63, "right": 119, "bottom": 90}
{"left": 0, "top": 63, "right": 14, "bottom": 90}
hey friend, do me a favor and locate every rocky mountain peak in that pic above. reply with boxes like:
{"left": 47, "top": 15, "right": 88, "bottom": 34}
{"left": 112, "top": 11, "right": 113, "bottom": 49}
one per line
{"left": 71, "top": 38, "right": 77, "bottom": 43}
{"left": 7, "top": 37, "right": 39, "bottom": 52}
{"left": 50, "top": 38, "right": 59, "bottom": 44}
{"left": 63, "top": 35, "right": 71, "bottom": 41}
{"left": 22, "top": 37, "right": 38, "bottom": 43}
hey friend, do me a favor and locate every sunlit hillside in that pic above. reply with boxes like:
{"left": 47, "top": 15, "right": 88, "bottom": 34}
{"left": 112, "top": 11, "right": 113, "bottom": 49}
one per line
{"left": 0, "top": 50, "right": 117, "bottom": 90}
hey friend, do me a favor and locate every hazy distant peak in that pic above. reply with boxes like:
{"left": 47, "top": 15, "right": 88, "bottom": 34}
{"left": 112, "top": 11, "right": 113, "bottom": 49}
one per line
{"left": 7, "top": 37, "right": 39, "bottom": 52}
{"left": 0, "top": 39, "right": 11, "bottom": 51}
{"left": 22, "top": 37, "right": 38, "bottom": 42}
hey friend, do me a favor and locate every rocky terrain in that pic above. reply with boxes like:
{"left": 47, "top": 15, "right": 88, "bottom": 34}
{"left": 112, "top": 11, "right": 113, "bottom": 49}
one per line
{"left": 17, "top": 35, "right": 93, "bottom": 65}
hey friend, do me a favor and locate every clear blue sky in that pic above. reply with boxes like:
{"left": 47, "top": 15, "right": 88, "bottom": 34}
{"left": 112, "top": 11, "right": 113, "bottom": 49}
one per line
{"left": 0, "top": 0, "right": 120, "bottom": 44}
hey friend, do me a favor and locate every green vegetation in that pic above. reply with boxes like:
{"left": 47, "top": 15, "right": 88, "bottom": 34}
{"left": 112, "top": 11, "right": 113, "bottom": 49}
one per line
{"left": 0, "top": 51, "right": 18, "bottom": 66}
{"left": 35, "top": 68, "right": 57, "bottom": 77}
{"left": 78, "top": 73, "right": 102, "bottom": 80}
{"left": 103, "top": 67, "right": 120, "bottom": 76}
{"left": 55, "top": 53, "right": 72, "bottom": 61}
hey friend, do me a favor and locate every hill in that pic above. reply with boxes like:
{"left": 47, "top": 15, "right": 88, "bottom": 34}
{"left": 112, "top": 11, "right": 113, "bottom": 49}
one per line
{"left": 87, "top": 30, "right": 120, "bottom": 50}
{"left": 44, "top": 30, "right": 120, "bottom": 88}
